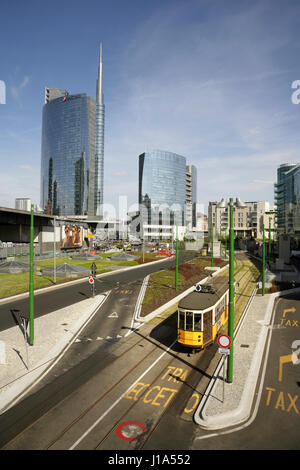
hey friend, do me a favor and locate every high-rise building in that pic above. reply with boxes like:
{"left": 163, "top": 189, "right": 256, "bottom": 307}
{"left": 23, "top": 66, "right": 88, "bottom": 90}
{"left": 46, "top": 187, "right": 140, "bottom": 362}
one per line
{"left": 15, "top": 198, "right": 31, "bottom": 211}
{"left": 208, "top": 199, "right": 275, "bottom": 240}
{"left": 138, "top": 149, "right": 188, "bottom": 240}
{"left": 95, "top": 43, "right": 105, "bottom": 217}
{"left": 274, "top": 162, "right": 300, "bottom": 239}
{"left": 40, "top": 45, "right": 105, "bottom": 218}
{"left": 186, "top": 164, "right": 197, "bottom": 229}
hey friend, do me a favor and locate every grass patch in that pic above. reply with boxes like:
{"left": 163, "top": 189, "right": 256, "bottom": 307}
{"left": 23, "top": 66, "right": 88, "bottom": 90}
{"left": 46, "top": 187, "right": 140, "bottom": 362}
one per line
{"left": 146, "top": 257, "right": 261, "bottom": 335}
{"left": 140, "top": 256, "right": 227, "bottom": 316}
{"left": 0, "top": 252, "right": 141, "bottom": 299}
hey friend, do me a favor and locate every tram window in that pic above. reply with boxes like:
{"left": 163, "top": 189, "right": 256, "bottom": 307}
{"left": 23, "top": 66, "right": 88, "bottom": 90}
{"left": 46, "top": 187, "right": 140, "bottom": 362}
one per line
{"left": 186, "top": 312, "right": 193, "bottom": 331}
{"left": 179, "top": 311, "right": 185, "bottom": 329}
{"left": 194, "top": 314, "right": 202, "bottom": 331}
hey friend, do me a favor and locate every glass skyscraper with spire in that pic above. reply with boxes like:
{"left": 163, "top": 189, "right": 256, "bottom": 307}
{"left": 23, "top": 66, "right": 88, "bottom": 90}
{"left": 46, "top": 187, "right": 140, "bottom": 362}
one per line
{"left": 40, "top": 45, "right": 105, "bottom": 218}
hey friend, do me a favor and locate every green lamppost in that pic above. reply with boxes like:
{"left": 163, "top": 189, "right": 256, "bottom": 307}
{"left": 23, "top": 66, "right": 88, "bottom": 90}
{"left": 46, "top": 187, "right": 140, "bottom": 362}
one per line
{"left": 29, "top": 204, "right": 34, "bottom": 345}
{"left": 262, "top": 223, "right": 265, "bottom": 296}
{"left": 268, "top": 218, "right": 271, "bottom": 266}
{"left": 227, "top": 198, "right": 235, "bottom": 383}
{"left": 211, "top": 223, "right": 214, "bottom": 267}
{"left": 217, "top": 197, "right": 245, "bottom": 383}
{"left": 175, "top": 225, "right": 178, "bottom": 290}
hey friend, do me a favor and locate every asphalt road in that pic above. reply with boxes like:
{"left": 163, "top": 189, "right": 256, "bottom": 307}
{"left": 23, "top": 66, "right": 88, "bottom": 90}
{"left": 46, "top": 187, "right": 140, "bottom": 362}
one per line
{"left": 0, "top": 251, "right": 196, "bottom": 332}
{"left": 0, "top": 251, "right": 200, "bottom": 448}
{"left": 192, "top": 291, "right": 300, "bottom": 450}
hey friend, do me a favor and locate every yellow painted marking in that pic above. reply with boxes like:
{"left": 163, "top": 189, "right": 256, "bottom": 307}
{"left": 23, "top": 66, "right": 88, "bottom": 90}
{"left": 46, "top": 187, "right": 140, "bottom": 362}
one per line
{"left": 287, "top": 394, "right": 299, "bottom": 414}
{"left": 184, "top": 392, "right": 200, "bottom": 414}
{"left": 265, "top": 387, "right": 299, "bottom": 414}
{"left": 265, "top": 387, "right": 276, "bottom": 406}
{"left": 124, "top": 382, "right": 149, "bottom": 401}
{"left": 151, "top": 387, "right": 177, "bottom": 408}
{"left": 143, "top": 386, "right": 160, "bottom": 404}
{"left": 275, "top": 391, "right": 285, "bottom": 411}
{"left": 161, "top": 366, "right": 175, "bottom": 381}
{"left": 278, "top": 354, "right": 293, "bottom": 382}
{"left": 282, "top": 307, "right": 296, "bottom": 319}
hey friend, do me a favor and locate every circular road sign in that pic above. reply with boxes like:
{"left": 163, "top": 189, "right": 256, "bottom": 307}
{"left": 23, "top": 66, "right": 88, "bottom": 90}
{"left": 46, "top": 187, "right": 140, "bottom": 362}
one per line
{"left": 88, "top": 276, "right": 94, "bottom": 285}
{"left": 217, "top": 334, "right": 231, "bottom": 348}
{"left": 116, "top": 421, "right": 147, "bottom": 442}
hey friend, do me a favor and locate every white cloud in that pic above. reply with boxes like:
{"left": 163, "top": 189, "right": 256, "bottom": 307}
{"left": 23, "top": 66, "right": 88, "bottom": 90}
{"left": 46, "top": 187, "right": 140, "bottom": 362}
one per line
{"left": 103, "top": 1, "right": 300, "bottom": 210}
{"left": 10, "top": 75, "right": 30, "bottom": 100}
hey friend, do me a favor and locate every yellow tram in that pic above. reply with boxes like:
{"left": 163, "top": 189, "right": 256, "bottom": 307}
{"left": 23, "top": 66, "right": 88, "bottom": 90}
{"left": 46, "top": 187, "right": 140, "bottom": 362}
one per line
{"left": 177, "top": 276, "right": 234, "bottom": 349}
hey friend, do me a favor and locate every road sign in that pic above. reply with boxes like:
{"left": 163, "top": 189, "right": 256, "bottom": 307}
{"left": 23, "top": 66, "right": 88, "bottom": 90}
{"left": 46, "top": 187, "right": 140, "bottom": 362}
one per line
{"left": 88, "top": 276, "right": 94, "bottom": 285}
{"left": 218, "top": 347, "right": 230, "bottom": 355}
{"left": 217, "top": 334, "right": 231, "bottom": 348}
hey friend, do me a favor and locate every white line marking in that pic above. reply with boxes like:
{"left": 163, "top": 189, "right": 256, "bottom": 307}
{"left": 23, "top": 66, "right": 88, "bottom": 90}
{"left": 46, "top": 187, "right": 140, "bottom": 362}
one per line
{"left": 69, "top": 339, "right": 176, "bottom": 450}
{"left": 108, "top": 312, "right": 118, "bottom": 318}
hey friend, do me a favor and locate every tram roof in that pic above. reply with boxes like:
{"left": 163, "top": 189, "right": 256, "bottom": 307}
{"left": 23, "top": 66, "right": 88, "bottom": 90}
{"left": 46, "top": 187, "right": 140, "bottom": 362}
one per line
{"left": 178, "top": 276, "right": 229, "bottom": 311}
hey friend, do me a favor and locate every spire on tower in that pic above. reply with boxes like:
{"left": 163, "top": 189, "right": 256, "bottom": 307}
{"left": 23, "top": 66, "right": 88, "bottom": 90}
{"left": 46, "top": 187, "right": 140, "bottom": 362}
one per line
{"left": 96, "top": 42, "right": 103, "bottom": 105}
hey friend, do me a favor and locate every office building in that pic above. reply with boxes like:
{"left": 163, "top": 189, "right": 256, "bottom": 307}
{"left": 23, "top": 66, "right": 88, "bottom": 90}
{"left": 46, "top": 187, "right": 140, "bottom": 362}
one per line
{"left": 40, "top": 45, "right": 105, "bottom": 218}
{"left": 15, "top": 198, "right": 31, "bottom": 212}
{"left": 138, "top": 149, "right": 198, "bottom": 241}
{"left": 208, "top": 199, "right": 275, "bottom": 240}
{"left": 186, "top": 164, "right": 197, "bottom": 229}
{"left": 274, "top": 162, "right": 300, "bottom": 240}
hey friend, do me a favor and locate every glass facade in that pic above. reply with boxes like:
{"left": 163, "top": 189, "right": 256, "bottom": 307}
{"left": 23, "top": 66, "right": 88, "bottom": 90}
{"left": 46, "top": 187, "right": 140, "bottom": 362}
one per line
{"left": 40, "top": 94, "right": 96, "bottom": 216}
{"left": 139, "top": 149, "right": 187, "bottom": 232}
{"left": 94, "top": 102, "right": 105, "bottom": 216}
{"left": 274, "top": 163, "right": 300, "bottom": 240}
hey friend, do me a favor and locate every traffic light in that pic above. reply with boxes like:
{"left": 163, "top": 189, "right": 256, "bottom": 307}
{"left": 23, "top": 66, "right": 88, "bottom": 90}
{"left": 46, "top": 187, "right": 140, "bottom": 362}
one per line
{"left": 91, "top": 262, "right": 97, "bottom": 278}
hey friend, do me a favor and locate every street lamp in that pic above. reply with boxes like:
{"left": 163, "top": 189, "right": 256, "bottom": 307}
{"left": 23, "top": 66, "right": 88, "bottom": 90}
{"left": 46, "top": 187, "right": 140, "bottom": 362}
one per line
{"left": 211, "top": 223, "right": 214, "bottom": 267}
{"left": 217, "top": 197, "right": 246, "bottom": 383}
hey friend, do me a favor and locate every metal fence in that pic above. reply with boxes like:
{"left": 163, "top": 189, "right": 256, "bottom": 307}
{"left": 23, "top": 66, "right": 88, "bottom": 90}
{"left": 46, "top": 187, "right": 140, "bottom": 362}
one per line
{"left": 0, "top": 244, "right": 66, "bottom": 261}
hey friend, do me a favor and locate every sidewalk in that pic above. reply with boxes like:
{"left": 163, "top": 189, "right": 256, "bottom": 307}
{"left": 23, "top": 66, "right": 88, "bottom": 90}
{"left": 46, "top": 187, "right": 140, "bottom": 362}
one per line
{"left": 193, "top": 285, "right": 300, "bottom": 433}
{"left": 0, "top": 292, "right": 108, "bottom": 414}
{"left": 0, "top": 255, "right": 173, "bottom": 415}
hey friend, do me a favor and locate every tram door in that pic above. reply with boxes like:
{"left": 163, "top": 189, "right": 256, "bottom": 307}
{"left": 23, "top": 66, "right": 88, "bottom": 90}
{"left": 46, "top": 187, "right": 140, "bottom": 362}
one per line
{"left": 203, "top": 310, "right": 212, "bottom": 345}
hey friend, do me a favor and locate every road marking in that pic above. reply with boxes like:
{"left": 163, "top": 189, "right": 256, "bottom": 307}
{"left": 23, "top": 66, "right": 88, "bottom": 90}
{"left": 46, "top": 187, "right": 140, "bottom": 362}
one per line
{"left": 265, "top": 387, "right": 299, "bottom": 414}
{"left": 108, "top": 311, "right": 118, "bottom": 318}
{"left": 184, "top": 392, "right": 200, "bottom": 414}
{"left": 69, "top": 338, "right": 176, "bottom": 449}
{"left": 116, "top": 421, "right": 147, "bottom": 442}
{"left": 278, "top": 354, "right": 293, "bottom": 382}
{"left": 282, "top": 307, "right": 296, "bottom": 319}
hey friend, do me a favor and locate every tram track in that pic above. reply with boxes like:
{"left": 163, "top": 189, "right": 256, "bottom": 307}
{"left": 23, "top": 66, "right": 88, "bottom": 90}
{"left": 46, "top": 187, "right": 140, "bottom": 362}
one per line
{"left": 2, "top": 331, "right": 168, "bottom": 450}
{"left": 2, "top": 253, "right": 261, "bottom": 450}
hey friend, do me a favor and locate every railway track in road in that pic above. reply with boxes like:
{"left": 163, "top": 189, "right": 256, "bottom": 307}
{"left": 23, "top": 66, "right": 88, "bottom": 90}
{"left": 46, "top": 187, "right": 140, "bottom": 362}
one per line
{"left": 1, "top": 253, "right": 260, "bottom": 450}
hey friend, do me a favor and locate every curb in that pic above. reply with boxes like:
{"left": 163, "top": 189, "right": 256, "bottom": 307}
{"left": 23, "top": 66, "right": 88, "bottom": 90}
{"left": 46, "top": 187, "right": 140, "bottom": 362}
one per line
{"left": 136, "top": 264, "right": 229, "bottom": 324}
{"left": 193, "top": 285, "right": 300, "bottom": 430}
{"left": 0, "top": 256, "right": 173, "bottom": 305}
{"left": 0, "top": 292, "right": 110, "bottom": 414}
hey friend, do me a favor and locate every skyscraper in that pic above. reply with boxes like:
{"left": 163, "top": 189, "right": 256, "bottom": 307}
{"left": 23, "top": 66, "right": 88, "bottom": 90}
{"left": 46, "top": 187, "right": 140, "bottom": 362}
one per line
{"left": 40, "top": 45, "right": 105, "bottom": 218}
{"left": 95, "top": 43, "right": 105, "bottom": 217}
{"left": 186, "top": 164, "right": 197, "bottom": 228}
{"left": 139, "top": 149, "right": 187, "bottom": 239}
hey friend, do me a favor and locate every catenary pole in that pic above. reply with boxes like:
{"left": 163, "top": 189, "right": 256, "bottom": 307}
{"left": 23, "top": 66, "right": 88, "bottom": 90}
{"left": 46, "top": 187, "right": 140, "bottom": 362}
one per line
{"left": 262, "top": 223, "right": 265, "bottom": 296}
{"left": 227, "top": 198, "right": 234, "bottom": 383}
{"left": 175, "top": 225, "right": 178, "bottom": 290}
{"left": 29, "top": 204, "right": 34, "bottom": 345}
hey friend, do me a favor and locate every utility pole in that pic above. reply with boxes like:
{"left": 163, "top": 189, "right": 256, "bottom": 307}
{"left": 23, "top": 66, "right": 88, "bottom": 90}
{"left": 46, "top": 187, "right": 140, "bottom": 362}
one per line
{"left": 269, "top": 218, "right": 271, "bottom": 266}
{"left": 29, "top": 204, "right": 34, "bottom": 345}
{"left": 53, "top": 216, "right": 57, "bottom": 284}
{"left": 175, "top": 225, "right": 178, "bottom": 290}
{"left": 211, "top": 223, "right": 214, "bottom": 267}
{"left": 262, "top": 223, "right": 265, "bottom": 296}
{"left": 227, "top": 198, "right": 234, "bottom": 383}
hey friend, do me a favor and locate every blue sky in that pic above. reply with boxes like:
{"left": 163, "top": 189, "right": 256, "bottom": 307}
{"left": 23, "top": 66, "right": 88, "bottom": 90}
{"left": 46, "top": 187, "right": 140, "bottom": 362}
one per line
{"left": 1, "top": 0, "right": 300, "bottom": 215}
